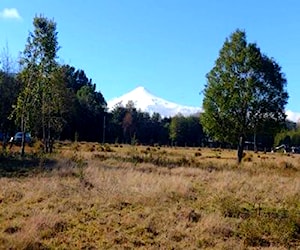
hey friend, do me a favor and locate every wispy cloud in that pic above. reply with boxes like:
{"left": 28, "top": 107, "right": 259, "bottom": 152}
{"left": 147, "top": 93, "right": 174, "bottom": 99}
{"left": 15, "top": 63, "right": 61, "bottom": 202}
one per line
{"left": 0, "top": 8, "right": 22, "bottom": 20}
{"left": 286, "top": 110, "right": 300, "bottom": 123}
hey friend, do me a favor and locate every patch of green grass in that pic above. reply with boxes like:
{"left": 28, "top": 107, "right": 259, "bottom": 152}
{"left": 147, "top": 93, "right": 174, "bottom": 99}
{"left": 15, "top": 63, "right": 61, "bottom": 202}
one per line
{"left": 218, "top": 196, "right": 300, "bottom": 247}
{"left": 0, "top": 153, "right": 56, "bottom": 178}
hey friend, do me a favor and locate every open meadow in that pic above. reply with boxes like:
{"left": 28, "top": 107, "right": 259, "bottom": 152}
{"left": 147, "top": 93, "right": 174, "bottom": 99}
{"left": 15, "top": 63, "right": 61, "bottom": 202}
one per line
{"left": 0, "top": 142, "right": 299, "bottom": 249}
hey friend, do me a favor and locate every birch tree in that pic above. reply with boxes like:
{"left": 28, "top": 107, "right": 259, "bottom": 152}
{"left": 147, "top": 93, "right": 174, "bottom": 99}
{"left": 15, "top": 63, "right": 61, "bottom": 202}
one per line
{"left": 13, "top": 15, "right": 64, "bottom": 154}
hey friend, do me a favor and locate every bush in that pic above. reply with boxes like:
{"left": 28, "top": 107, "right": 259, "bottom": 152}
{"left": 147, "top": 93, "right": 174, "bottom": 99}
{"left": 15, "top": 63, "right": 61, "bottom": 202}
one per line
{"left": 195, "top": 152, "right": 202, "bottom": 157}
{"left": 242, "top": 153, "right": 253, "bottom": 162}
{"left": 218, "top": 198, "right": 300, "bottom": 247}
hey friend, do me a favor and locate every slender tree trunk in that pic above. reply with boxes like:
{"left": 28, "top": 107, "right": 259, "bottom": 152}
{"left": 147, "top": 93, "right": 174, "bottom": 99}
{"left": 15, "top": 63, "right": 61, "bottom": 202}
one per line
{"left": 49, "top": 139, "right": 53, "bottom": 153}
{"left": 42, "top": 115, "right": 46, "bottom": 152}
{"left": 48, "top": 119, "right": 52, "bottom": 153}
{"left": 2, "top": 130, "right": 7, "bottom": 151}
{"left": 21, "top": 132, "right": 25, "bottom": 157}
{"left": 20, "top": 114, "right": 25, "bottom": 157}
{"left": 253, "top": 132, "right": 257, "bottom": 153}
{"left": 237, "top": 135, "right": 245, "bottom": 164}
{"left": 42, "top": 90, "right": 47, "bottom": 153}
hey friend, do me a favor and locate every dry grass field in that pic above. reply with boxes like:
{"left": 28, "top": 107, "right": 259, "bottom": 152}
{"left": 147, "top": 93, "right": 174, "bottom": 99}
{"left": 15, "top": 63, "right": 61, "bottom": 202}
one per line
{"left": 0, "top": 142, "right": 299, "bottom": 249}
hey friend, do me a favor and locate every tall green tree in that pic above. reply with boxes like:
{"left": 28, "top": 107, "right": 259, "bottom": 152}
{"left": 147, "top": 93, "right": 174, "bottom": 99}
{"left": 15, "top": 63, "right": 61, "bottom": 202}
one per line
{"left": 169, "top": 115, "right": 204, "bottom": 146}
{"left": 108, "top": 104, "right": 127, "bottom": 143}
{"left": 76, "top": 84, "right": 106, "bottom": 141}
{"left": 169, "top": 115, "right": 186, "bottom": 146}
{"left": 201, "top": 30, "right": 288, "bottom": 163}
{"left": 13, "top": 15, "right": 62, "bottom": 154}
{"left": 57, "top": 65, "right": 107, "bottom": 142}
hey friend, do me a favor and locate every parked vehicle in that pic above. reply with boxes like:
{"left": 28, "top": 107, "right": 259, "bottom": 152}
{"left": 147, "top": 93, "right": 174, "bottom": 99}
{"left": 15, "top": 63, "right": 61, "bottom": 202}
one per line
{"left": 291, "top": 146, "right": 300, "bottom": 154}
{"left": 9, "top": 132, "right": 32, "bottom": 145}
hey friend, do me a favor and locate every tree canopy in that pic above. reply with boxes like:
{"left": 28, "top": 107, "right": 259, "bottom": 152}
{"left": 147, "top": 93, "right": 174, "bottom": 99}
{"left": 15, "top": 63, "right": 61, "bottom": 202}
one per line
{"left": 201, "top": 30, "right": 288, "bottom": 162}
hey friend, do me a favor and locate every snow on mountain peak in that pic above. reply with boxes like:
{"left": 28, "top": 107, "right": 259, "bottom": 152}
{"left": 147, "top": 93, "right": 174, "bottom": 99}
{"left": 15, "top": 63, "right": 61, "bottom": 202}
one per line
{"left": 129, "top": 86, "right": 149, "bottom": 94}
{"left": 107, "top": 86, "right": 300, "bottom": 122}
{"left": 107, "top": 86, "right": 202, "bottom": 117}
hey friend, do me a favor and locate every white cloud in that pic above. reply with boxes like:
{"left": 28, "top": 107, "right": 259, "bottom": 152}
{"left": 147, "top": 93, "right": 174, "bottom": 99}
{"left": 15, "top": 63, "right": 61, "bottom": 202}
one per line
{"left": 286, "top": 110, "right": 300, "bottom": 123}
{"left": 0, "top": 8, "right": 22, "bottom": 20}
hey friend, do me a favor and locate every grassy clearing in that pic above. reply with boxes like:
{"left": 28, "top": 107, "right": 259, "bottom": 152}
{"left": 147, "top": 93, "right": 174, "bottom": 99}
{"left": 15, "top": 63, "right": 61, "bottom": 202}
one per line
{"left": 0, "top": 142, "right": 299, "bottom": 249}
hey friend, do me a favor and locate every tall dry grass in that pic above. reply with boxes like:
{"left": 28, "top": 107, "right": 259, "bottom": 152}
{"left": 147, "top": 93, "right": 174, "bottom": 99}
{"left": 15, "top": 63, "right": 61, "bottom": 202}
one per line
{"left": 0, "top": 143, "right": 299, "bottom": 249}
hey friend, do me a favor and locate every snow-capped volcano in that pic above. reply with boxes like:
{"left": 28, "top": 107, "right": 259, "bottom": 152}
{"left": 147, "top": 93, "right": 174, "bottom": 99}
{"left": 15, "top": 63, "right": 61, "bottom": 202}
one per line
{"left": 107, "top": 86, "right": 202, "bottom": 117}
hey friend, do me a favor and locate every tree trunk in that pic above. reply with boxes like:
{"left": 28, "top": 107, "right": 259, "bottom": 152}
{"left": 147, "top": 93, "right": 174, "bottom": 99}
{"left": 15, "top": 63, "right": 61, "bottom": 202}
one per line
{"left": 42, "top": 115, "right": 46, "bottom": 153}
{"left": 237, "top": 135, "right": 245, "bottom": 164}
{"left": 20, "top": 115, "right": 25, "bottom": 157}
{"left": 42, "top": 91, "right": 47, "bottom": 153}
{"left": 49, "top": 139, "right": 53, "bottom": 153}
{"left": 253, "top": 132, "right": 257, "bottom": 153}
{"left": 47, "top": 119, "right": 51, "bottom": 153}
{"left": 21, "top": 132, "right": 25, "bottom": 157}
{"left": 2, "top": 131, "right": 7, "bottom": 151}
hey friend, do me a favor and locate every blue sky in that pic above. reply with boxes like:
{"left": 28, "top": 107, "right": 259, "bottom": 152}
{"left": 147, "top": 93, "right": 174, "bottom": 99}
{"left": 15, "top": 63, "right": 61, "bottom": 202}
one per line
{"left": 1, "top": 0, "right": 300, "bottom": 118}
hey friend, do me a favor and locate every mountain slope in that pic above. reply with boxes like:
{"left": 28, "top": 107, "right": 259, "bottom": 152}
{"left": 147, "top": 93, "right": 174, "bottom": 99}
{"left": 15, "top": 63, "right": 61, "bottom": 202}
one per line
{"left": 107, "top": 86, "right": 202, "bottom": 117}
{"left": 107, "top": 86, "right": 300, "bottom": 122}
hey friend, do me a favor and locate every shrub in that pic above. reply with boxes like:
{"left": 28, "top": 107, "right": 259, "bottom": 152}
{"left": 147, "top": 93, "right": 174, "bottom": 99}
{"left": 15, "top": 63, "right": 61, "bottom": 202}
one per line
{"left": 71, "top": 142, "right": 80, "bottom": 151}
{"left": 243, "top": 153, "right": 253, "bottom": 162}
{"left": 33, "top": 140, "right": 44, "bottom": 152}
{"left": 195, "top": 152, "right": 202, "bottom": 157}
{"left": 278, "top": 160, "right": 295, "bottom": 170}
{"left": 240, "top": 214, "right": 300, "bottom": 247}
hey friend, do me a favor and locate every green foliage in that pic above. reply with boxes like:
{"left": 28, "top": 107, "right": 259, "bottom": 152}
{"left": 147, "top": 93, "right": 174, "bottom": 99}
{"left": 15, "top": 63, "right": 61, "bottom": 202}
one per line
{"left": 0, "top": 153, "right": 49, "bottom": 178}
{"left": 59, "top": 66, "right": 106, "bottom": 142}
{"left": 12, "top": 68, "right": 39, "bottom": 152}
{"left": 274, "top": 128, "right": 300, "bottom": 146}
{"left": 13, "top": 15, "right": 62, "bottom": 154}
{"left": 0, "top": 47, "right": 20, "bottom": 139}
{"left": 0, "top": 72, "right": 19, "bottom": 135}
{"left": 106, "top": 106, "right": 204, "bottom": 147}
{"left": 169, "top": 115, "right": 183, "bottom": 145}
{"left": 76, "top": 85, "right": 105, "bottom": 115}
{"left": 201, "top": 29, "right": 288, "bottom": 161}
{"left": 10, "top": 16, "right": 108, "bottom": 148}
{"left": 170, "top": 115, "right": 204, "bottom": 146}
{"left": 219, "top": 196, "right": 300, "bottom": 247}
{"left": 107, "top": 102, "right": 170, "bottom": 145}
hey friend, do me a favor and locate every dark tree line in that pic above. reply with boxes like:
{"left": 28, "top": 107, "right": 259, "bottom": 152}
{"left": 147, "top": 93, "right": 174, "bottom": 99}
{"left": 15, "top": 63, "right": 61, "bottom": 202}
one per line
{"left": 0, "top": 53, "right": 207, "bottom": 148}
{"left": 105, "top": 102, "right": 205, "bottom": 146}
{"left": 274, "top": 121, "right": 300, "bottom": 149}
{"left": 0, "top": 63, "right": 208, "bottom": 146}
{"left": 0, "top": 57, "right": 291, "bottom": 150}
{"left": 58, "top": 65, "right": 106, "bottom": 142}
